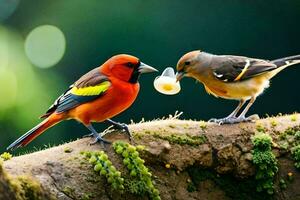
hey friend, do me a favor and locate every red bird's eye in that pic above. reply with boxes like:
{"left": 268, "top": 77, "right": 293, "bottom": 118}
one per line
{"left": 126, "top": 62, "right": 134, "bottom": 67}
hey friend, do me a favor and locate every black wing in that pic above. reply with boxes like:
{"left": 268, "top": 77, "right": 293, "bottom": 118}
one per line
{"left": 212, "top": 55, "right": 277, "bottom": 82}
{"left": 40, "top": 68, "right": 111, "bottom": 118}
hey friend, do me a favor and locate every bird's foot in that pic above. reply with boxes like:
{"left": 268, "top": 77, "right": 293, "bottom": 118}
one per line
{"left": 90, "top": 134, "right": 111, "bottom": 147}
{"left": 82, "top": 133, "right": 94, "bottom": 138}
{"left": 209, "top": 116, "right": 255, "bottom": 125}
{"left": 208, "top": 117, "right": 237, "bottom": 125}
{"left": 83, "top": 132, "right": 111, "bottom": 147}
{"left": 111, "top": 122, "right": 132, "bottom": 141}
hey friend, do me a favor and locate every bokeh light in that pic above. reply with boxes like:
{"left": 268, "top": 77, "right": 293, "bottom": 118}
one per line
{"left": 0, "top": 68, "right": 17, "bottom": 110}
{"left": 0, "top": 26, "right": 9, "bottom": 70}
{"left": 0, "top": 0, "right": 19, "bottom": 22}
{"left": 0, "top": 26, "right": 17, "bottom": 110}
{"left": 25, "top": 25, "right": 66, "bottom": 68}
{"left": 0, "top": 24, "right": 63, "bottom": 137}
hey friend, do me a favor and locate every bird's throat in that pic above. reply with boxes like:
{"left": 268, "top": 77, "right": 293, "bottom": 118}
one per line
{"left": 129, "top": 71, "right": 141, "bottom": 83}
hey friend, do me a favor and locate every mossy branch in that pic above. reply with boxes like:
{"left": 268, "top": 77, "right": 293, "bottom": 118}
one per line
{"left": 1, "top": 113, "right": 300, "bottom": 200}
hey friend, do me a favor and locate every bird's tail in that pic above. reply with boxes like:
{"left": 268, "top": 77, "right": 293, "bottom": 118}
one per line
{"left": 6, "top": 114, "right": 63, "bottom": 151}
{"left": 266, "top": 55, "right": 300, "bottom": 78}
{"left": 272, "top": 55, "right": 300, "bottom": 67}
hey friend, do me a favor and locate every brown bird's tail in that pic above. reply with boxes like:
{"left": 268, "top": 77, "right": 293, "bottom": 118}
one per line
{"left": 272, "top": 55, "right": 300, "bottom": 67}
{"left": 6, "top": 114, "right": 63, "bottom": 151}
{"left": 266, "top": 55, "right": 300, "bottom": 79}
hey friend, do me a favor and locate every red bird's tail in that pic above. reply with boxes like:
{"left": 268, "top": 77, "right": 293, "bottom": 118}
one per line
{"left": 6, "top": 114, "right": 63, "bottom": 151}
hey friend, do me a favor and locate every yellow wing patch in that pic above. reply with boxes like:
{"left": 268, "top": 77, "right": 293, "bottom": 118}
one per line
{"left": 70, "top": 81, "right": 111, "bottom": 96}
{"left": 234, "top": 59, "right": 250, "bottom": 81}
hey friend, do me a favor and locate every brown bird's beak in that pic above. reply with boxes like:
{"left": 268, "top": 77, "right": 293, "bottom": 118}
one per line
{"left": 176, "top": 72, "right": 185, "bottom": 82}
{"left": 138, "top": 62, "right": 158, "bottom": 73}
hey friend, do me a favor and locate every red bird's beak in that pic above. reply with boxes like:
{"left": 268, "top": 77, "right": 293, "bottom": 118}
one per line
{"left": 176, "top": 72, "right": 185, "bottom": 82}
{"left": 138, "top": 62, "right": 158, "bottom": 74}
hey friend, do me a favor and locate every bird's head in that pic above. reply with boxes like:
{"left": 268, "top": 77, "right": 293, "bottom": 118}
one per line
{"left": 101, "top": 54, "right": 158, "bottom": 83}
{"left": 176, "top": 50, "right": 210, "bottom": 81}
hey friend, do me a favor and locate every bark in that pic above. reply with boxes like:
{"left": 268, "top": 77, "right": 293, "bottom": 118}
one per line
{"left": 1, "top": 114, "right": 300, "bottom": 200}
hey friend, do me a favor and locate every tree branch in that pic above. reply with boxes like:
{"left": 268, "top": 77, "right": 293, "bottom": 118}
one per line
{"left": 1, "top": 114, "right": 300, "bottom": 200}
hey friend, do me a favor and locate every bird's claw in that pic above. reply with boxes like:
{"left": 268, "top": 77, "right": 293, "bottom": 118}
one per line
{"left": 82, "top": 133, "right": 94, "bottom": 138}
{"left": 112, "top": 123, "right": 133, "bottom": 141}
{"left": 208, "top": 118, "right": 229, "bottom": 125}
{"left": 83, "top": 132, "right": 111, "bottom": 147}
{"left": 208, "top": 118, "right": 220, "bottom": 123}
{"left": 121, "top": 124, "right": 133, "bottom": 141}
{"left": 90, "top": 135, "right": 111, "bottom": 147}
{"left": 209, "top": 116, "right": 254, "bottom": 125}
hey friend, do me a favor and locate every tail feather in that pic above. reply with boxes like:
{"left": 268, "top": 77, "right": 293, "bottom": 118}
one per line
{"left": 272, "top": 55, "right": 300, "bottom": 67}
{"left": 6, "top": 114, "right": 62, "bottom": 151}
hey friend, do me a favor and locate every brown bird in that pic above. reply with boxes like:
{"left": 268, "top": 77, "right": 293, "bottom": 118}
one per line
{"left": 176, "top": 50, "right": 300, "bottom": 124}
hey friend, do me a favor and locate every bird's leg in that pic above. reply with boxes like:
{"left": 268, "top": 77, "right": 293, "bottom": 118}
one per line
{"left": 235, "top": 97, "right": 256, "bottom": 122}
{"left": 209, "top": 100, "right": 246, "bottom": 124}
{"left": 224, "top": 99, "right": 246, "bottom": 118}
{"left": 214, "top": 97, "right": 257, "bottom": 124}
{"left": 84, "top": 124, "right": 111, "bottom": 146}
{"left": 106, "top": 119, "right": 132, "bottom": 140}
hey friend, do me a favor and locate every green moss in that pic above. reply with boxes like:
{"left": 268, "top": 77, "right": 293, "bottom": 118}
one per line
{"left": 199, "top": 121, "right": 207, "bottom": 130}
{"left": 291, "top": 145, "right": 300, "bottom": 169}
{"left": 1, "top": 161, "right": 50, "bottom": 200}
{"left": 80, "top": 193, "right": 94, "bottom": 200}
{"left": 256, "top": 123, "right": 266, "bottom": 133}
{"left": 168, "top": 124, "right": 176, "bottom": 129}
{"left": 279, "top": 141, "right": 289, "bottom": 150}
{"left": 270, "top": 120, "right": 277, "bottom": 127}
{"left": 0, "top": 152, "right": 12, "bottom": 161}
{"left": 277, "top": 127, "right": 300, "bottom": 170}
{"left": 82, "top": 151, "right": 125, "bottom": 192}
{"left": 252, "top": 133, "right": 278, "bottom": 195}
{"left": 152, "top": 133, "right": 206, "bottom": 146}
{"left": 279, "top": 132, "right": 287, "bottom": 140}
{"left": 10, "top": 175, "right": 45, "bottom": 200}
{"left": 134, "top": 133, "right": 143, "bottom": 139}
{"left": 64, "top": 172, "right": 71, "bottom": 178}
{"left": 279, "top": 178, "right": 287, "bottom": 190}
{"left": 252, "top": 133, "right": 273, "bottom": 151}
{"left": 113, "top": 141, "right": 160, "bottom": 200}
{"left": 284, "top": 126, "right": 300, "bottom": 135}
{"left": 294, "top": 131, "right": 300, "bottom": 140}
{"left": 0, "top": 159, "right": 3, "bottom": 172}
{"left": 187, "top": 167, "right": 271, "bottom": 200}
{"left": 277, "top": 127, "right": 300, "bottom": 151}
{"left": 62, "top": 185, "right": 75, "bottom": 198}
{"left": 187, "top": 182, "right": 196, "bottom": 192}
{"left": 291, "top": 114, "right": 297, "bottom": 122}
{"left": 64, "top": 147, "right": 73, "bottom": 153}
{"left": 125, "top": 179, "right": 149, "bottom": 196}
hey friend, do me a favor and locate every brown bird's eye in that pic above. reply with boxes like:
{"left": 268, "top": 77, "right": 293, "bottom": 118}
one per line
{"left": 126, "top": 62, "right": 134, "bottom": 67}
{"left": 185, "top": 61, "right": 191, "bottom": 66}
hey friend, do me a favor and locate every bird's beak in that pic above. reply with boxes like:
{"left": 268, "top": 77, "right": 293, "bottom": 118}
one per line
{"left": 138, "top": 62, "right": 158, "bottom": 73}
{"left": 176, "top": 72, "right": 185, "bottom": 82}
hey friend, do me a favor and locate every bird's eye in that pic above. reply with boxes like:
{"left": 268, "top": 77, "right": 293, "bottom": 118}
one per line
{"left": 185, "top": 61, "right": 191, "bottom": 66}
{"left": 126, "top": 62, "right": 134, "bottom": 67}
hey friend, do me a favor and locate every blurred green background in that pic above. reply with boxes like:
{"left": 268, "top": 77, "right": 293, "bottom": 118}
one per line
{"left": 0, "top": 0, "right": 299, "bottom": 153}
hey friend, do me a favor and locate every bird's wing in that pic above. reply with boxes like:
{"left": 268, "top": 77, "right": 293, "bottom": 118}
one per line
{"left": 212, "top": 56, "right": 277, "bottom": 82}
{"left": 40, "top": 68, "right": 111, "bottom": 118}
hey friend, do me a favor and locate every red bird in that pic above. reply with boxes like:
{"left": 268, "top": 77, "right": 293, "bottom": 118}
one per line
{"left": 7, "top": 54, "right": 157, "bottom": 150}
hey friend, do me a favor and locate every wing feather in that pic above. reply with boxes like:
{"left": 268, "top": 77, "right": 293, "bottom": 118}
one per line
{"left": 212, "top": 56, "right": 277, "bottom": 82}
{"left": 40, "top": 68, "right": 111, "bottom": 118}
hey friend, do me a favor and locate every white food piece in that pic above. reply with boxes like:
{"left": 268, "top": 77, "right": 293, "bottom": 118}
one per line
{"left": 153, "top": 67, "right": 181, "bottom": 95}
